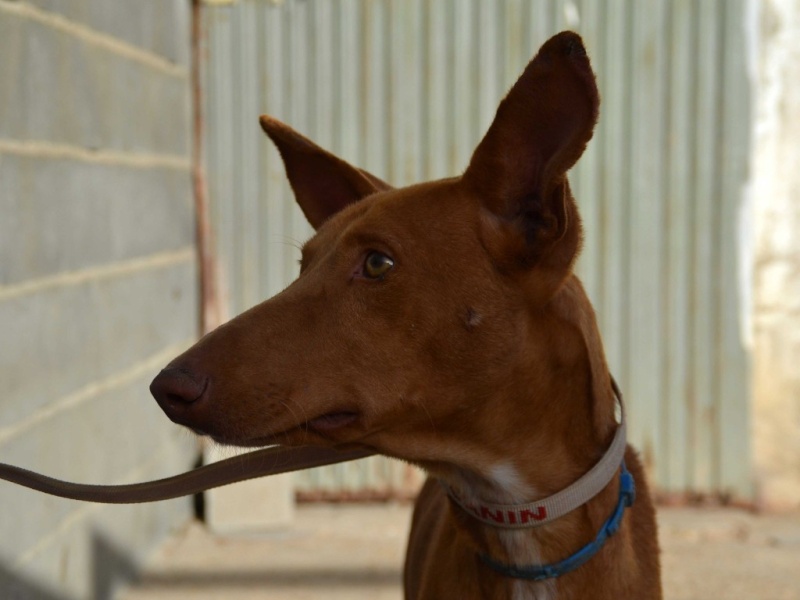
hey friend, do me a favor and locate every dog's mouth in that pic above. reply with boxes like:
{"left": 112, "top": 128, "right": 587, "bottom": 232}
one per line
{"left": 306, "top": 410, "right": 359, "bottom": 432}
{"left": 208, "top": 410, "right": 361, "bottom": 448}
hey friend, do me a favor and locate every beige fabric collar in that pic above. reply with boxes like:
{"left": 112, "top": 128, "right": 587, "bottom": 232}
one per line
{"left": 444, "top": 385, "right": 627, "bottom": 529}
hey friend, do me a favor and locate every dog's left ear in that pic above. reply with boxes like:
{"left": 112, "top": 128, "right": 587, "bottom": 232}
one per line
{"left": 463, "top": 31, "right": 598, "bottom": 299}
{"left": 260, "top": 116, "right": 392, "bottom": 229}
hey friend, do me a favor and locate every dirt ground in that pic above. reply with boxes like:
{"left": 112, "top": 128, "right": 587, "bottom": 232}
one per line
{"left": 121, "top": 504, "right": 800, "bottom": 600}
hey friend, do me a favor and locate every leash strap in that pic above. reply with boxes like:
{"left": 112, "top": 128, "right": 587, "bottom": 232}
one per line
{"left": 1, "top": 382, "right": 626, "bottom": 509}
{"left": 444, "top": 384, "right": 627, "bottom": 529}
{"left": 0, "top": 445, "right": 375, "bottom": 504}
{"left": 479, "top": 462, "right": 636, "bottom": 581}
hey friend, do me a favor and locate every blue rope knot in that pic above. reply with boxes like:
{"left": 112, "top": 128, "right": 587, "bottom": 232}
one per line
{"left": 480, "top": 462, "right": 635, "bottom": 582}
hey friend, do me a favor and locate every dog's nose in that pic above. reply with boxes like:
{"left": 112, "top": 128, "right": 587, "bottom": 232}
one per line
{"left": 150, "top": 367, "right": 208, "bottom": 412}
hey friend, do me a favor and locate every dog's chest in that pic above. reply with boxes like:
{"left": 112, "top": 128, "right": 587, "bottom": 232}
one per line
{"left": 498, "top": 529, "right": 557, "bottom": 600}
{"left": 455, "top": 462, "right": 559, "bottom": 600}
{"left": 511, "top": 582, "right": 556, "bottom": 600}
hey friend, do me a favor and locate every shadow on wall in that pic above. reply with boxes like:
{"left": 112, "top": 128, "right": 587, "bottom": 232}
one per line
{"left": 0, "top": 566, "right": 66, "bottom": 600}
{"left": 1, "top": 526, "right": 403, "bottom": 598}
{"left": 129, "top": 566, "right": 402, "bottom": 590}
{"left": 0, "top": 531, "right": 140, "bottom": 600}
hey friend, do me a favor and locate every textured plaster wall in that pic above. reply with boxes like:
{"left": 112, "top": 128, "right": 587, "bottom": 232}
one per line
{"left": 751, "top": 0, "right": 800, "bottom": 511}
{"left": 0, "top": 1, "right": 198, "bottom": 597}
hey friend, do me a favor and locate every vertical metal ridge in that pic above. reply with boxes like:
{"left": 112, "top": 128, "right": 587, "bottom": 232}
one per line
{"left": 709, "top": 0, "right": 727, "bottom": 493}
{"left": 573, "top": 2, "right": 603, "bottom": 306}
{"left": 717, "top": 0, "right": 751, "bottom": 499}
{"left": 684, "top": 1, "right": 701, "bottom": 493}
{"left": 690, "top": 0, "right": 722, "bottom": 494}
{"left": 618, "top": 0, "right": 635, "bottom": 399}
{"left": 663, "top": 0, "right": 693, "bottom": 493}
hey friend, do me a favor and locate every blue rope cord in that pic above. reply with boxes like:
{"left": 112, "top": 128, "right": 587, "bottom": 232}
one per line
{"left": 479, "top": 462, "right": 636, "bottom": 582}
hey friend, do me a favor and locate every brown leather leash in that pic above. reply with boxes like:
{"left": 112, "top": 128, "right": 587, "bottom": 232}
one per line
{"left": 0, "top": 446, "right": 375, "bottom": 504}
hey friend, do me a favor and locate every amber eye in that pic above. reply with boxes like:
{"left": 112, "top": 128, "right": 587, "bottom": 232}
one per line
{"left": 363, "top": 251, "right": 394, "bottom": 279}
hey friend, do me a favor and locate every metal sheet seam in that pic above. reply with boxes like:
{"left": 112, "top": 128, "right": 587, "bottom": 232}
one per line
{"left": 0, "top": 247, "right": 196, "bottom": 301}
{"left": 0, "top": 0, "right": 188, "bottom": 78}
{"left": 0, "top": 339, "right": 196, "bottom": 446}
{"left": 0, "top": 140, "right": 192, "bottom": 170}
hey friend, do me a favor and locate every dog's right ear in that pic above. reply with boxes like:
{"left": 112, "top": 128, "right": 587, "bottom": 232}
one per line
{"left": 462, "top": 31, "right": 599, "bottom": 300}
{"left": 260, "top": 116, "right": 391, "bottom": 229}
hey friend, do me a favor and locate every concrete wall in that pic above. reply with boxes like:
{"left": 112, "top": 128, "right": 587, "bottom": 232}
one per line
{"left": 0, "top": 1, "right": 199, "bottom": 598}
{"left": 751, "top": 0, "right": 800, "bottom": 511}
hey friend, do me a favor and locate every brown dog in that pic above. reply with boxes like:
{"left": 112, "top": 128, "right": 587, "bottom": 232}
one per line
{"left": 150, "top": 31, "right": 661, "bottom": 599}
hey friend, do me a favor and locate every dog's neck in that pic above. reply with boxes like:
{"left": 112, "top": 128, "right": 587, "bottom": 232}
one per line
{"left": 410, "top": 278, "right": 622, "bottom": 597}
{"left": 437, "top": 435, "right": 621, "bottom": 600}
{"left": 429, "top": 370, "right": 621, "bottom": 598}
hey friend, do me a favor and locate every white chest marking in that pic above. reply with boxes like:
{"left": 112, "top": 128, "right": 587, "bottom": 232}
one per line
{"left": 487, "top": 463, "right": 557, "bottom": 600}
{"left": 512, "top": 580, "right": 557, "bottom": 600}
{"left": 487, "top": 462, "right": 532, "bottom": 502}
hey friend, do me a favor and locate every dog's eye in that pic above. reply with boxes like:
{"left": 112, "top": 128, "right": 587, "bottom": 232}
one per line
{"left": 363, "top": 251, "right": 394, "bottom": 279}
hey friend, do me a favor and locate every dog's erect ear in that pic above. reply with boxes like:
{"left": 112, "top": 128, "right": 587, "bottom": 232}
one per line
{"left": 260, "top": 116, "right": 391, "bottom": 229}
{"left": 463, "top": 31, "right": 599, "bottom": 296}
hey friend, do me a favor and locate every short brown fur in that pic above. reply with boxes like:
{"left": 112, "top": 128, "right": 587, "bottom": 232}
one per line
{"left": 151, "top": 31, "right": 661, "bottom": 599}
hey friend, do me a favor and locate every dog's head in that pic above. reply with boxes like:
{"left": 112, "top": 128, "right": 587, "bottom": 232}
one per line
{"left": 151, "top": 32, "right": 614, "bottom": 472}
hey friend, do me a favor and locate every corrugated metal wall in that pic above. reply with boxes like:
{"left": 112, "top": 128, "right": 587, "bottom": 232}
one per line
{"left": 200, "top": 0, "right": 751, "bottom": 499}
